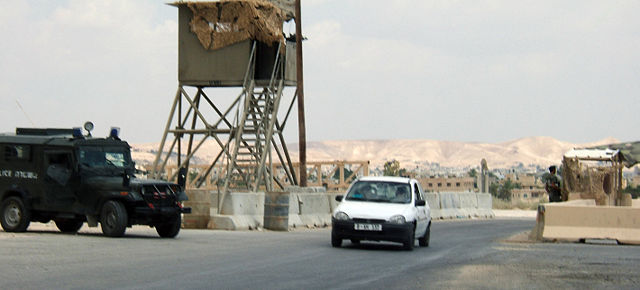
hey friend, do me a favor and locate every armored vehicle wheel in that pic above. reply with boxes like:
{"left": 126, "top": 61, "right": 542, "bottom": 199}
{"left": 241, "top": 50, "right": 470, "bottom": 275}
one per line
{"left": 100, "top": 201, "right": 127, "bottom": 237}
{"left": 419, "top": 223, "right": 431, "bottom": 247}
{"left": 155, "top": 214, "right": 181, "bottom": 238}
{"left": 55, "top": 219, "right": 84, "bottom": 233}
{"left": 1, "top": 197, "right": 31, "bottom": 232}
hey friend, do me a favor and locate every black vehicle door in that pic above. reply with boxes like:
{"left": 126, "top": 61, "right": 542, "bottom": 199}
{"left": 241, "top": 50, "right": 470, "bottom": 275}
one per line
{"left": 43, "top": 150, "right": 76, "bottom": 211}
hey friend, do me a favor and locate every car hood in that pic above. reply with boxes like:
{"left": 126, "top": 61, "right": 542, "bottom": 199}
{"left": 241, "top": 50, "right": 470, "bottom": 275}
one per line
{"left": 335, "top": 201, "right": 412, "bottom": 221}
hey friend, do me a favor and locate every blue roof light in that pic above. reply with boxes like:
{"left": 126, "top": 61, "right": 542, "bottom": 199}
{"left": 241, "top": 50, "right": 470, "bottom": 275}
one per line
{"left": 109, "top": 127, "right": 120, "bottom": 139}
{"left": 72, "top": 127, "right": 83, "bottom": 138}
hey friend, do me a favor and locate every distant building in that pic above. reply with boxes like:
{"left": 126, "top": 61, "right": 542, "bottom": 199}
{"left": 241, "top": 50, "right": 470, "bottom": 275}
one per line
{"left": 504, "top": 173, "right": 540, "bottom": 188}
{"left": 419, "top": 176, "right": 475, "bottom": 192}
{"left": 511, "top": 188, "right": 547, "bottom": 203}
{"left": 504, "top": 172, "right": 547, "bottom": 203}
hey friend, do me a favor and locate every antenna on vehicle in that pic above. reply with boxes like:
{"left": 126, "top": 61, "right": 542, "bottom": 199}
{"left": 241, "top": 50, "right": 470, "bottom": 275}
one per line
{"left": 15, "top": 100, "right": 36, "bottom": 126}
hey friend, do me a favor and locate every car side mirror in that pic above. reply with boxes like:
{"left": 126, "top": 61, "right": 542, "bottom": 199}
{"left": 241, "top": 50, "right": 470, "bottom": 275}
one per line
{"left": 123, "top": 168, "right": 133, "bottom": 187}
{"left": 335, "top": 195, "right": 343, "bottom": 202}
{"left": 415, "top": 199, "right": 426, "bottom": 206}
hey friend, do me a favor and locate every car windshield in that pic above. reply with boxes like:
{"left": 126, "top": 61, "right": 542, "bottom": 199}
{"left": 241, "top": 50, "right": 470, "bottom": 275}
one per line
{"left": 78, "top": 146, "right": 132, "bottom": 169}
{"left": 345, "top": 181, "right": 411, "bottom": 204}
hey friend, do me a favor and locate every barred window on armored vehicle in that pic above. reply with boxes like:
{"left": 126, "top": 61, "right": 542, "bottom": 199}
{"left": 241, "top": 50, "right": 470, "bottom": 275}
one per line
{"left": 4, "top": 145, "right": 31, "bottom": 161}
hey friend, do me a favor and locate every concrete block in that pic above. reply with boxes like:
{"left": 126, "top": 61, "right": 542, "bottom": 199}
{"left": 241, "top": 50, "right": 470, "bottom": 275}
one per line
{"left": 476, "top": 193, "right": 494, "bottom": 218}
{"left": 209, "top": 214, "right": 263, "bottom": 230}
{"left": 425, "top": 193, "right": 440, "bottom": 210}
{"left": 288, "top": 192, "right": 332, "bottom": 228}
{"left": 439, "top": 192, "right": 463, "bottom": 218}
{"left": 430, "top": 209, "right": 443, "bottom": 219}
{"left": 296, "top": 214, "right": 330, "bottom": 228}
{"left": 459, "top": 193, "right": 478, "bottom": 217}
{"left": 562, "top": 199, "right": 596, "bottom": 206}
{"left": 426, "top": 193, "right": 444, "bottom": 219}
{"left": 459, "top": 193, "right": 478, "bottom": 208}
{"left": 539, "top": 204, "right": 640, "bottom": 244}
{"left": 219, "top": 192, "right": 265, "bottom": 215}
{"left": 476, "top": 193, "right": 492, "bottom": 209}
{"left": 299, "top": 194, "right": 330, "bottom": 214}
{"left": 284, "top": 186, "right": 327, "bottom": 193}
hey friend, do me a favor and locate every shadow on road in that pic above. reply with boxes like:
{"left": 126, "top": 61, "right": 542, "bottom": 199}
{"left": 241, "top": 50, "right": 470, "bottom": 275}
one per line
{"left": 335, "top": 241, "right": 428, "bottom": 252}
{"left": 5, "top": 229, "right": 162, "bottom": 239}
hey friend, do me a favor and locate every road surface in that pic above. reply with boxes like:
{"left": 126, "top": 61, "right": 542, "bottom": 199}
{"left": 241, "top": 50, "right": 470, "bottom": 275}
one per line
{"left": 0, "top": 219, "right": 638, "bottom": 289}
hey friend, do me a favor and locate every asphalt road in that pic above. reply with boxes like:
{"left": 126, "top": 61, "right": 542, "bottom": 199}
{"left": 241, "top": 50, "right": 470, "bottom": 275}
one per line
{"left": 1, "top": 219, "right": 638, "bottom": 289}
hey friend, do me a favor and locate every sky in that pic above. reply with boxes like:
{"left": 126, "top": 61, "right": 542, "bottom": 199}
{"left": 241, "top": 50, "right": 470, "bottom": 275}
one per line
{"left": 0, "top": 0, "right": 638, "bottom": 144}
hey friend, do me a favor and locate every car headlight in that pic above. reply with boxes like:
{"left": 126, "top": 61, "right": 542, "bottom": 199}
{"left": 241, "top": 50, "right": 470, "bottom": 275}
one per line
{"left": 388, "top": 215, "right": 406, "bottom": 224}
{"left": 334, "top": 211, "right": 350, "bottom": 220}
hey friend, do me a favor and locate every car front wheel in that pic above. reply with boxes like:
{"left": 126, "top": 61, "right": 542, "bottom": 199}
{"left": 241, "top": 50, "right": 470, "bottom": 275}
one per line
{"left": 419, "top": 222, "right": 431, "bottom": 247}
{"left": 331, "top": 232, "right": 342, "bottom": 248}
{"left": 403, "top": 225, "right": 415, "bottom": 251}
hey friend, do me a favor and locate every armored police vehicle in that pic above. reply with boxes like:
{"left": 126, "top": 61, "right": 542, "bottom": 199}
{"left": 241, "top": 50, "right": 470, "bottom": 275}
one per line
{"left": 0, "top": 123, "right": 190, "bottom": 237}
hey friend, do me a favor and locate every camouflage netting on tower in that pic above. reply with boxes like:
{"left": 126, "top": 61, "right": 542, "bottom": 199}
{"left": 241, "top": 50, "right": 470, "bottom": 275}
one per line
{"left": 562, "top": 157, "right": 618, "bottom": 205}
{"left": 186, "top": 0, "right": 287, "bottom": 50}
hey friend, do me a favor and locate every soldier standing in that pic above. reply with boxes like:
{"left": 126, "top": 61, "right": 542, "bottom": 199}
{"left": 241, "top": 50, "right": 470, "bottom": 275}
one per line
{"left": 545, "top": 165, "right": 562, "bottom": 202}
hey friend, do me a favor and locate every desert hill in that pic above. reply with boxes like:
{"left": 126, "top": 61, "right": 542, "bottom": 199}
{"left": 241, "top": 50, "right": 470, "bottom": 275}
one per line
{"left": 131, "top": 136, "right": 619, "bottom": 169}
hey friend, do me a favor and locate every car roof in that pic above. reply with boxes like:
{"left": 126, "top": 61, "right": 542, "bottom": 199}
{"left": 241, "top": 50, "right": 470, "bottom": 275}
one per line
{"left": 358, "top": 176, "right": 412, "bottom": 183}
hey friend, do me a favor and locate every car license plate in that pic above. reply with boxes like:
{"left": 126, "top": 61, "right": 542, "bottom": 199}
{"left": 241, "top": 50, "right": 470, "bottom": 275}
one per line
{"left": 354, "top": 223, "right": 382, "bottom": 231}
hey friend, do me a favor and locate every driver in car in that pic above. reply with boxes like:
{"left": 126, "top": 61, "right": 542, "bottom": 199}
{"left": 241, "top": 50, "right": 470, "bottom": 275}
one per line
{"left": 393, "top": 187, "right": 409, "bottom": 203}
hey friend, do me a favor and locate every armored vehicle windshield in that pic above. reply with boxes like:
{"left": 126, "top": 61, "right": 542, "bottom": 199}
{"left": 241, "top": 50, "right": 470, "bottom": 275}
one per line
{"left": 78, "top": 145, "right": 133, "bottom": 169}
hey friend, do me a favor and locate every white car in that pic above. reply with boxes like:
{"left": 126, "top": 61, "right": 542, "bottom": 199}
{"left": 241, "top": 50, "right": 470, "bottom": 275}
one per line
{"left": 331, "top": 176, "right": 431, "bottom": 250}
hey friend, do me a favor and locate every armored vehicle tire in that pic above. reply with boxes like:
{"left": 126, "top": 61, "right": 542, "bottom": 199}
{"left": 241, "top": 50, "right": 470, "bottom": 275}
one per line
{"left": 55, "top": 219, "right": 84, "bottom": 233}
{"left": 155, "top": 214, "right": 181, "bottom": 238}
{"left": 100, "top": 201, "right": 128, "bottom": 237}
{"left": 418, "top": 223, "right": 430, "bottom": 247}
{"left": 1, "top": 197, "right": 31, "bottom": 232}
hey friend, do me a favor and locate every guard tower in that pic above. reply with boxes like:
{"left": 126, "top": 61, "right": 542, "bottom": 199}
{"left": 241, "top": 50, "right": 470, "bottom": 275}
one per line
{"left": 151, "top": 1, "right": 300, "bottom": 195}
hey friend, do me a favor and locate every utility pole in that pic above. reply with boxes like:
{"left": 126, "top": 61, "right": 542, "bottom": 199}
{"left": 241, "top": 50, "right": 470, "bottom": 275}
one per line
{"left": 295, "top": 0, "right": 307, "bottom": 187}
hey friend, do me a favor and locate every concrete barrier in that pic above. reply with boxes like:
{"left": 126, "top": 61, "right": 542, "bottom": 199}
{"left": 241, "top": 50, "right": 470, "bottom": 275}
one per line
{"left": 210, "top": 191, "right": 264, "bottom": 230}
{"left": 425, "top": 193, "right": 441, "bottom": 219}
{"left": 430, "top": 192, "right": 494, "bottom": 219}
{"left": 288, "top": 191, "right": 332, "bottom": 228}
{"left": 438, "top": 192, "right": 461, "bottom": 219}
{"left": 476, "top": 193, "right": 494, "bottom": 218}
{"left": 532, "top": 201, "right": 640, "bottom": 245}
{"left": 209, "top": 187, "right": 332, "bottom": 230}
{"left": 458, "top": 193, "right": 478, "bottom": 217}
{"left": 207, "top": 189, "right": 495, "bottom": 230}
